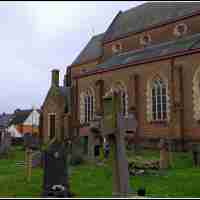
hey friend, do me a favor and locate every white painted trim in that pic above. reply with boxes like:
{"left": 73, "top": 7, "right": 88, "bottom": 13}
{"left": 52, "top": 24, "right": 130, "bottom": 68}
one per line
{"left": 192, "top": 66, "right": 200, "bottom": 121}
{"left": 173, "top": 23, "right": 188, "bottom": 37}
{"left": 79, "top": 87, "right": 96, "bottom": 124}
{"left": 146, "top": 75, "right": 170, "bottom": 122}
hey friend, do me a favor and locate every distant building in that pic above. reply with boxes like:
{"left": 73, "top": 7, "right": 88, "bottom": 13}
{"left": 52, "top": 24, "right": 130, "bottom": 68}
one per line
{"left": 8, "top": 108, "right": 41, "bottom": 139}
{"left": 40, "top": 69, "right": 70, "bottom": 144}
{"left": 0, "top": 113, "right": 14, "bottom": 143}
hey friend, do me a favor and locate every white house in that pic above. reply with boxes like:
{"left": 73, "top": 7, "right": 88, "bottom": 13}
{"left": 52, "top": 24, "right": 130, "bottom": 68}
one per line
{"left": 8, "top": 108, "right": 41, "bottom": 139}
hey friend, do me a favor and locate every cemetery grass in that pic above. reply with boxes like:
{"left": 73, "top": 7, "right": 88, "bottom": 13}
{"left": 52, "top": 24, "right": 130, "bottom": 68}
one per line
{"left": 0, "top": 146, "right": 199, "bottom": 197}
{"left": 0, "top": 145, "right": 42, "bottom": 197}
{"left": 70, "top": 149, "right": 200, "bottom": 198}
{"left": 128, "top": 150, "right": 200, "bottom": 198}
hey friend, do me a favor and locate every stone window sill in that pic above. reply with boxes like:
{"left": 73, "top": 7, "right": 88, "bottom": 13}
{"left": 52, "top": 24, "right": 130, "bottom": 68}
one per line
{"left": 150, "top": 120, "right": 168, "bottom": 125}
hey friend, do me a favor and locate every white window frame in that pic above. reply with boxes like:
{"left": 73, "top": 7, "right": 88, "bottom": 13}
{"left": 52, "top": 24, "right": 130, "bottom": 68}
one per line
{"left": 192, "top": 66, "right": 200, "bottom": 121}
{"left": 151, "top": 79, "right": 167, "bottom": 121}
{"left": 84, "top": 94, "right": 94, "bottom": 123}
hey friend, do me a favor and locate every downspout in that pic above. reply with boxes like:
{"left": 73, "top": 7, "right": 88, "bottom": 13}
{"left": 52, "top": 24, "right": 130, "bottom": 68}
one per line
{"left": 134, "top": 74, "right": 140, "bottom": 149}
{"left": 170, "top": 58, "right": 185, "bottom": 151}
{"left": 179, "top": 66, "right": 185, "bottom": 151}
{"left": 75, "top": 79, "right": 79, "bottom": 137}
{"left": 170, "top": 58, "right": 175, "bottom": 145}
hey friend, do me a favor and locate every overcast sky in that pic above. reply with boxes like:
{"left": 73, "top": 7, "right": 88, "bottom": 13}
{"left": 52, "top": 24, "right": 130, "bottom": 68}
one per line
{"left": 0, "top": 1, "right": 145, "bottom": 113}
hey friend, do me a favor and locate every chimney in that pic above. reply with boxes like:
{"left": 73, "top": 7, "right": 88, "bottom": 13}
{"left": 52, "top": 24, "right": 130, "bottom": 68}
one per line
{"left": 15, "top": 109, "right": 21, "bottom": 113}
{"left": 63, "top": 74, "right": 67, "bottom": 87}
{"left": 64, "top": 73, "right": 71, "bottom": 87}
{"left": 51, "top": 69, "right": 59, "bottom": 87}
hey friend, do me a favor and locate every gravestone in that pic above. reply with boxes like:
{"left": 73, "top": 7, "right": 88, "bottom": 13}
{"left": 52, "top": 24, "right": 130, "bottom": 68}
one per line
{"left": 0, "top": 131, "right": 11, "bottom": 156}
{"left": 32, "top": 151, "right": 42, "bottom": 168}
{"left": 100, "top": 92, "right": 136, "bottom": 197}
{"left": 192, "top": 143, "right": 200, "bottom": 167}
{"left": 41, "top": 140, "right": 69, "bottom": 197}
{"left": 159, "top": 138, "right": 169, "bottom": 169}
{"left": 111, "top": 113, "right": 130, "bottom": 197}
{"left": 70, "top": 136, "right": 84, "bottom": 166}
{"left": 89, "top": 115, "right": 102, "bottom": 162}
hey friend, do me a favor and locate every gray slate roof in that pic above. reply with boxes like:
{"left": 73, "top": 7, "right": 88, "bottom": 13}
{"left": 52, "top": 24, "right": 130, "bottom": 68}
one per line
{"left": 94, "top": 32, "right": 200, "bottom": 70}
{"left": 103, "top": 2, "right": 200, "bottom": 42}
{"left": 9, "top": 109, "right": 32, "bottom": 126}
{"left": 71, "top": 33, "right": 104, "bottom": 66}
{"left": 9, "top": 109, "right": 41, "bottom": 126}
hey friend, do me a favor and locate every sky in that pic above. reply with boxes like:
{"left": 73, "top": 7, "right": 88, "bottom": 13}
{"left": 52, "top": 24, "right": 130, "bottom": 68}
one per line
{"left": 0, "top": 1, "right": 145, "bottom": 113}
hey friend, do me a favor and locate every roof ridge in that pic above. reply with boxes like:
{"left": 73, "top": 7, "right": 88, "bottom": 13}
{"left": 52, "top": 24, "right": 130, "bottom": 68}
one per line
{"left": 102, "top": 10, "right": 123, "bottom": 43}
{"left": 71, "top": 32, "right": 104, "bottom": 66}
{"left": 92, "top": 32, "right": 104, "bottom": 38}
{"left": 121, "top": 2, "right": 149, "bottom": 14}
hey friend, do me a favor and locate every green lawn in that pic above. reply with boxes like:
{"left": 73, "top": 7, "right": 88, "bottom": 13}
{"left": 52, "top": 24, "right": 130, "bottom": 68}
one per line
{"left": 0, "top": 146, "right": 199, "bottom": 197}
{"left": 0, "top": 146, "right": 42, "bottom": 197}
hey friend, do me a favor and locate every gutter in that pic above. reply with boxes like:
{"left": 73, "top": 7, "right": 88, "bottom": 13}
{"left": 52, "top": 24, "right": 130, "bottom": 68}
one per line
{"left": 73, "top": 47, "right": 200, "bottom": 80}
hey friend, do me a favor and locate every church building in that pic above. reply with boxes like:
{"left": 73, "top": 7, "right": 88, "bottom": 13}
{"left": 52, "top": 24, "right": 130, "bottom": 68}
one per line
{"left": 68, "top": 2, "right": 200, "bottom": 150}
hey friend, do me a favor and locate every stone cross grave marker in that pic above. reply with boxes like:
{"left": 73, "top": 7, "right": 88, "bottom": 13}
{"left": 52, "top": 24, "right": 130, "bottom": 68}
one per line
{"left": 159, "top": 138, "right": 169, "bottom": 169}
{"left": 100, "top": 92, "right": 136, "bottom": 197}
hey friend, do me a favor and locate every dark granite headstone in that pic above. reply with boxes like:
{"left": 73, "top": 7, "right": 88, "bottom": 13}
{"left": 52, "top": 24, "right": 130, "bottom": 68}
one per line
{"left": 41, "top": 140, "right": 68, "bottom": 197}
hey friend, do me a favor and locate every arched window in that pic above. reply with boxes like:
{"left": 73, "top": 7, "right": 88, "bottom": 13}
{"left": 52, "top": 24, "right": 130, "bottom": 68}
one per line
{"left": 192, "top": 67, "right": 200, "bottom": 121}
{"left": 80, "top": 88, "right": 95, "bottom": 124}
{"left": 84, "top": 94, "right": 94, "bottom": 123}
{"left": 151, "top": 78, "right": 167, "bottom": 121}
